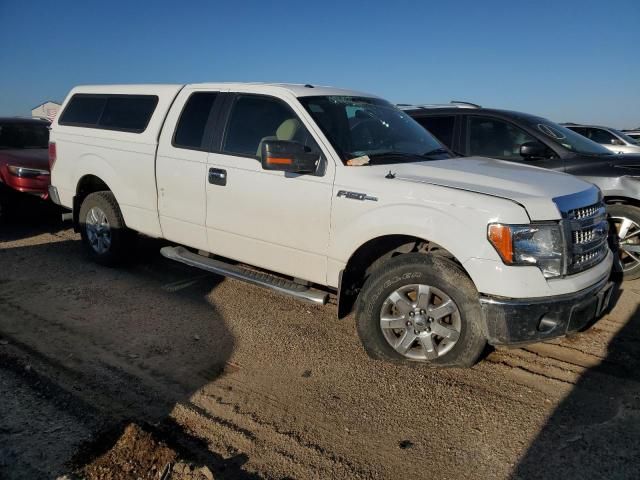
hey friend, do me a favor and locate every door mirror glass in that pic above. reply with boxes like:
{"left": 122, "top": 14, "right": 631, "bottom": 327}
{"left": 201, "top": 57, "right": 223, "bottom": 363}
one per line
{"left": 260, "top": 140, "right": 319, "bottom": 174}
{"left": 520, "top": 141, "right": 549, "bottom": 159}
{"left": 611, "top": 137, "right": 624, "bottom": 146}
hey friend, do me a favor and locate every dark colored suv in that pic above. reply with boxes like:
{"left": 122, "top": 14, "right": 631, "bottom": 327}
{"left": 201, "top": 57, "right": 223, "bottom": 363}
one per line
{"left": 404, "top": 104, "right": 640, "bottom": 280}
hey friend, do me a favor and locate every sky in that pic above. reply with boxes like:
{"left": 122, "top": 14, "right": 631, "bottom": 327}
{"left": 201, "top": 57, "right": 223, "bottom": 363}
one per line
{"left": 1, "top": 0, "right": 638, "bottom": 128}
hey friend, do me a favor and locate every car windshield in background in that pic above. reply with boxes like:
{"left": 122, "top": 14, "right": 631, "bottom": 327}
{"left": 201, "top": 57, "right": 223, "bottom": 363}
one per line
{"left": 0, "top": 123, "right": 49, "bottom": 149}
{"left": 525, "top": 118, "right": 611, "bottom": 155}
{"left": 611, "top": 128, "right": 639, "bottom": 145}
{"left": 299, "top": 96, "right": 448, "bottom": 165}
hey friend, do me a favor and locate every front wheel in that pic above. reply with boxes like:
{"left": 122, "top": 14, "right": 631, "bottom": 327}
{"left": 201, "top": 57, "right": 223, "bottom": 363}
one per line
{"left": 79, "top": 191, "right": 136, "bottom": 266}
{"left": 608, "top": 204, "right": 640, "bottom": 281}
{"left": 355, "top": 253, "right": 486, "bottom": 368}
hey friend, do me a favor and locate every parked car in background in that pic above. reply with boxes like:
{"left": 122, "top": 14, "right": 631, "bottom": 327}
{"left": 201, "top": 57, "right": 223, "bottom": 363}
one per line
{"left": 0, "top": 117, "right": 51, "bottom": 217}
{"left": 563, "top": 124, "right": 640, "bottom": 154}
{"left": 403, "top": 103, "right": 640, "bottom": 279}
{"left": 48, "top": 83, "right": 616, "bottom": 367}
{"left": 622, "top": 129, "right": 640, "bottom": 142}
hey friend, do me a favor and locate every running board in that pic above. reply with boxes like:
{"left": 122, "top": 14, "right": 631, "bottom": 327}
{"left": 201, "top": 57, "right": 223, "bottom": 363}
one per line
{"left": 160, "top": 246, "right": 329, "bottom": 305}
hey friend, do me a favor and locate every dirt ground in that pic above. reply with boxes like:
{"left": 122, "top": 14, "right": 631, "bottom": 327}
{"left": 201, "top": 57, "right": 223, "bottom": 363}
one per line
{"left": 1, "top": 205, "right": 640, "bottom": 479}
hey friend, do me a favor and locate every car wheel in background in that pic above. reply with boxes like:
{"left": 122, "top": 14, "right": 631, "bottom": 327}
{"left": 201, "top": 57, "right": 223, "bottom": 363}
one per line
{"left": 608, "top": 204, "right": 640, "bottom": 281}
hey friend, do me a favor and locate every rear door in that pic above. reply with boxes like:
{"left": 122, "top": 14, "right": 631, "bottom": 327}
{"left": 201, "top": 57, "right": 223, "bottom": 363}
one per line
{"left": 412, "top": 114, "right": 459, "bottom": 151}
{"left": 204, "top": 92, "right": 334, "bottom": 284}
{"left": 156, "top": 88, "right": 225, "bottom": 250}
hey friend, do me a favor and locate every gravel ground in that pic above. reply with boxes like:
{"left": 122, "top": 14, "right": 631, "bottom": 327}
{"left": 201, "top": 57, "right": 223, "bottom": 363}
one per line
{"left": 1, "top": 206, "right": 640, "bottom": 479}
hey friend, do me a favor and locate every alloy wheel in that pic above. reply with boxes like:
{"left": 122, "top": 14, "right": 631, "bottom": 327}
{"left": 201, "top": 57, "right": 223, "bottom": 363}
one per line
{"left": 611, "top": 215, "right": 640, "bottom": 273}
{"left": 379, "top": 284, "right": 461, "bottom": 361}
{"left": 85, "top": 206, "right": 112, "bottom": 254}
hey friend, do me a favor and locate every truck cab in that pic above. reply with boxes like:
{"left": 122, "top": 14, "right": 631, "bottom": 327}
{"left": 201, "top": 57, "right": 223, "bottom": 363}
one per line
{"left": 48, "top": 83, "right": 617, "bottom": 367}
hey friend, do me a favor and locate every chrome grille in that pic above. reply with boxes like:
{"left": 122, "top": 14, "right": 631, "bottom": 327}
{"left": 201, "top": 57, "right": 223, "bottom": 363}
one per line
{"left": 573, "top": 227, "right": 596, "bottom": 244}
{"left": 565, "top": 201, "right": 609, "bottom": 275}
{"left": 573, "top": 244, "right": 608, "bottom": 267}
{"left": 571, "top": 204, "right": 600, "bottom": 220}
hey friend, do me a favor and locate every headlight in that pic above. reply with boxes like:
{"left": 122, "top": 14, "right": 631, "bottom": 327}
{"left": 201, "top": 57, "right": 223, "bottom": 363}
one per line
{"left": 7, "top": 165, "right": 50, "bottom": 178}
{"left": 488, "top": 223, "right": 564, "bottom": 278}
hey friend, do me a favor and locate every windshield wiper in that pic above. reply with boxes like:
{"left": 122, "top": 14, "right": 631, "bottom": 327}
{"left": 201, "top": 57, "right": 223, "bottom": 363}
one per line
{"left": 421, "top": 148, "right": 452, "bottom": 158}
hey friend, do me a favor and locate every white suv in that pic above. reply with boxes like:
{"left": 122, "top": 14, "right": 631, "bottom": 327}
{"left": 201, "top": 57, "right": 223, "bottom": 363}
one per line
{"left": 48, "top": 83, "right": 616, "bottom": 367}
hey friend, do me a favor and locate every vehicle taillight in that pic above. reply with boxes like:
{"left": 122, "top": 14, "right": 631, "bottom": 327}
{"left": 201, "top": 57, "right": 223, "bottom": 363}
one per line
{"left": 48, "top": 142, "right": 57, "bottom": 170}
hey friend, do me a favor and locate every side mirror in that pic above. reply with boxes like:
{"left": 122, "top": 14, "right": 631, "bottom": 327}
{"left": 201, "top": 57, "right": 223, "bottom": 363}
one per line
{"left": 611, "top": 138, "right": 624, "bottom": 146}
{"left": 260, "top": 140, "right": 319, "bottom": 174}
{"left": 520, "top": 141, "right": 549, "bottom": 159}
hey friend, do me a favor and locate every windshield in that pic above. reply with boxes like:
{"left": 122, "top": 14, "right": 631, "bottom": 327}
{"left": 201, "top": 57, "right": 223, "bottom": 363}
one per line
{"left": 0, "top": 123, "right": 49, "bottom": 149}
{"left": 611, "top": 128, "right": 639, "bottom": 145}
{"left": 522, "top": 118, "right": 612, "bottom": 155}
{"left": 299, "top": 96, "right": 448, "bottom": 164}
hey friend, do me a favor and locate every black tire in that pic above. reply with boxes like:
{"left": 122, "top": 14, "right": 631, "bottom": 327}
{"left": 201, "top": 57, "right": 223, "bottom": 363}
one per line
{"left": 355, "top": 253, "right": 486, "bottom": 368}
{"left": 607, "top": 204, "right": 640, "bottom": 281}
{"left": 79, "top": 191, "right": 136, "bottom": 266}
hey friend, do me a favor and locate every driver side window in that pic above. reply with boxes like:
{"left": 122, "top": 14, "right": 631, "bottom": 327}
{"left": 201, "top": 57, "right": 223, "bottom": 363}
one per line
{"left": 587, "top": 128, "right": 616, "bottom": 145}
{"left": 222, "top": 95, "right": 320, "bottom": 159}
{"left": 466, "top": 116, "right": 537, "bottom": 160}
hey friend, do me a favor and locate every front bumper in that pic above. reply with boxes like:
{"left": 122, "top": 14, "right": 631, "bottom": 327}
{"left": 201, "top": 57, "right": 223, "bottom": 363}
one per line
{"left": 480, "top": 274, "right": 617, "bottom": 346}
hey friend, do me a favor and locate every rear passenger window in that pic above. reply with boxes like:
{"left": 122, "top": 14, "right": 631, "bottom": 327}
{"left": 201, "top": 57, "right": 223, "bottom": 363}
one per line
{"left": 415, "top": 116, "right": 455, "bottom": 148}
{"left": 173, "top": 93, "right": 218, "bottom": 150}
{"left": 59, "top": 94, "right": 158, "bottom": 133}
{"left": 59, "top": 96, "right": 106, "bottom": 126}
{"left": 100, "top": 96, "right": 158, "bottom": 132}
{"left": 223, "top": 95, "right": 319, "bottom": 158}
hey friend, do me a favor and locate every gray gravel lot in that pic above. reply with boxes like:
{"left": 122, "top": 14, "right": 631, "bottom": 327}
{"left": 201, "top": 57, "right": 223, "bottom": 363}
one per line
{"left": 1, "top": 209, "right": 640, "bottom": 479}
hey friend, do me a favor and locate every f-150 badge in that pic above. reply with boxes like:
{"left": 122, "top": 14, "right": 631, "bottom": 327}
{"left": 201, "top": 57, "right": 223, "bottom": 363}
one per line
{"left": 337, "top": 190, "right": 378, "bottom": 202}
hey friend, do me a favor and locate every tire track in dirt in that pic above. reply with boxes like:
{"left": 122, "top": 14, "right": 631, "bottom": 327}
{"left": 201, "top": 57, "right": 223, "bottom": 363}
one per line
{"left": 0, "top": 283, "right": 375, "bottom": 479}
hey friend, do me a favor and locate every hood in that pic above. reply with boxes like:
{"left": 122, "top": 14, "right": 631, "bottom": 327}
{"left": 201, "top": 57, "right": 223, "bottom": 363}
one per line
{"left": 384, "top": 157, "right": 596, "bottom": 220}
{"left": 0, "top": 148, "right": 49, "bottom": 170}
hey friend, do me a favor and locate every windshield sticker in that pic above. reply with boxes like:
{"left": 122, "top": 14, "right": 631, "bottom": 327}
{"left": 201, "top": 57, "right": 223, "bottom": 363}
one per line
{"left": 538, "top": 123, "right": 566, "bottom": 140}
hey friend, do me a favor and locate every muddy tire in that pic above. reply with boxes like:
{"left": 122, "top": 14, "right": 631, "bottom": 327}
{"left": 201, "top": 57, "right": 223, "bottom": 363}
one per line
{"left": 355, "top": 253, "right": 486, "bottom": 368}
{"left": 79, "top": 191, "right": 136, "bottom": 266}
{"left": 608, "top": 204, "right": 640, "bottom": 281}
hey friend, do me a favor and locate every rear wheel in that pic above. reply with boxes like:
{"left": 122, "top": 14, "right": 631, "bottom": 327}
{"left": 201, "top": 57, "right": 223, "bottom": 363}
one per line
{"left": 355, "top": 253, "right": 486, "bottom": 367}
{"left": 79, "top": 191, "right": 136, "bottom": 266}
{"left": 608, "top": 204, "right": 640, "bottom": 281}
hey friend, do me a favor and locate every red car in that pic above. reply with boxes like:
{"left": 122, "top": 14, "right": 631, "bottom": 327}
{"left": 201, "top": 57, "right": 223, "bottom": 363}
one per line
{"left": 0, "top": 117, "right": 51, "bottom": 216}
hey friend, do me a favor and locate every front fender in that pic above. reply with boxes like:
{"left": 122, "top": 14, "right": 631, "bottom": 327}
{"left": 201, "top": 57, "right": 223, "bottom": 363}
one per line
{"left": 328, "top": 192, "right": 530, "bottom": 288}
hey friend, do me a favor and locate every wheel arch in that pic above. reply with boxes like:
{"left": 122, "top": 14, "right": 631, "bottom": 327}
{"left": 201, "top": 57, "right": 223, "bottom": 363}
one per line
{"left": 337, "top": 234, "right": 470, "bottom": 319}
{"left": 73, "top": 174, "right": 113, "bottom": 230}
{"left": 604, "top": 196, "right": 640, "bottom": 209}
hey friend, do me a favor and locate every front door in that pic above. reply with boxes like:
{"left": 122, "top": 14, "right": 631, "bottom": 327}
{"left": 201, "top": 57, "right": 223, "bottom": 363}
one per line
{"left": 463, "top": 115, "right": 565, "bottom": 170}
{"left": 205, "top": 93, "right": 334, "bottom": 284}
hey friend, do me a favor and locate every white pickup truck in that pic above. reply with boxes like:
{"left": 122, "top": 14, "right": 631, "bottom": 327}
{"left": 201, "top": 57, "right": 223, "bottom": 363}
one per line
{"left": 48, "top": 83, "right": 616, "bottom": 367}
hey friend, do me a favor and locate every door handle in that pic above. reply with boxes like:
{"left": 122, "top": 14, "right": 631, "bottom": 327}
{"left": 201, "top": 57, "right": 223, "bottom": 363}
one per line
{"left": 208, "top": 168, "right": 227, "bottom": 186}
